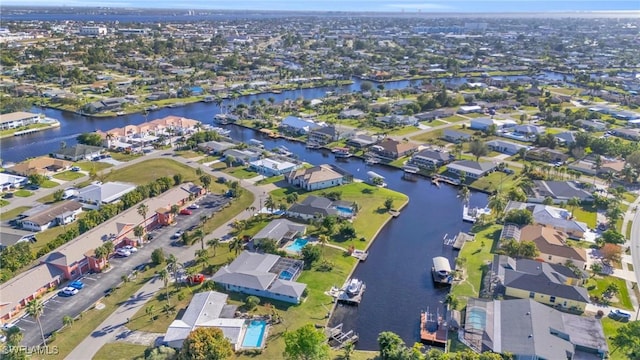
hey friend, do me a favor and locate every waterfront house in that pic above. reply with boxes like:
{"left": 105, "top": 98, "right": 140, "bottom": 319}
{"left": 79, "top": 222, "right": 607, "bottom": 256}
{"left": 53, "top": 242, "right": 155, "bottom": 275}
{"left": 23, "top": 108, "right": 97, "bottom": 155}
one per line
{"left": 307, "top": 125, "right": 354, "bottom": 145}
{"left": 527, "top": 180, "right": 593, "bottom": 203}
{"left": 223, "top": 149, "right": 262, "bottom": 165}
{"left": 197, "top": 140, "right": 235, "bottom": 154}
{"left": 10, "top": 157, "right": 72, "bottom": 176}
{"left": 462, "top": 298, "right": 608, "bottom": 359}
{"left": 485, "top": 140, "right": 529, "bottom": 155}
{"left": 252, "top": 219, "right": 306, "bottom": 245}
{"left": 212, "top": 251, "right": 307, "bottom": 304}
{"left": 52, "top": 144, "right": 103, "bottom": 161}
{"left": 165, "top": 291, "right": 244, "bottom": 350}
{"left": 505, "top": 201, "right": 589, "bottom": 239}
{"left": 0, "top": 111, "right": 40, "bottom": 130}
{"left": 19, "top": 200, "right": 83, "bottom": 232}
{"left": 279, "top": 116, "right": 321, "bottom": 135}
{"left": 442, "top": 129, "right": 472, "bottom": 143}
{"left": 519, "top": 224, "right": 587, "bottom": 269}
{"left": 346, "top": 132, "right": 380, "bottom": 148}
{"left": 76, "top": 181, "right": 137, "bottom": 209}
{"left": 370, "top": 138, "right": 418, "bottom": 160}
{"left": 410, "top": 149, "right": 454, "bottom": 169}
{"left": 249, "top": 157, "right": 298, "bottom": 177}
{"left": 446, "top": 160, "right": 497, "bottom": 179}
{"left": 488, "top": 255, "right": 589, "bottom": 312}
{"left": 287, "top": 164, "right": 351, "bottom": 191}
{"left": 287, "top": 196, "right": 355, "bottom": 220}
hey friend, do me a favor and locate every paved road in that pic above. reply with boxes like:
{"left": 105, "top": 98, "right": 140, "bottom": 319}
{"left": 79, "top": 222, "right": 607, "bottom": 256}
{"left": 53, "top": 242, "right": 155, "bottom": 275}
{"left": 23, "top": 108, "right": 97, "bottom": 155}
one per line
{"left": 630, "top": 198, "right": 640, "bottom": 320}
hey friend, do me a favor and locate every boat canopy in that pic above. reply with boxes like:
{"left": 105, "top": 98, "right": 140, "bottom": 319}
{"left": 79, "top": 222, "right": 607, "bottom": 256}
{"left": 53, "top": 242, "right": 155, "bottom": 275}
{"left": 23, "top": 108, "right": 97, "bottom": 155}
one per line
{"left": 367, "top": 171, "right": 385, "bottom": 179}
{"left": 433, "top": 256, "right": 452, "bottom": 274}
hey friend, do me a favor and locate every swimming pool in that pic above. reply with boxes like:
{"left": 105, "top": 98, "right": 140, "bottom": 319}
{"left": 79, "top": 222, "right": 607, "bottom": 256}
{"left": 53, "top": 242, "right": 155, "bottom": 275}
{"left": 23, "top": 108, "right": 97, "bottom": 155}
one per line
{"left": 467, "top": 308, "right": 486, "bottom": 330}
{"left": 242, "top": 320, "right": 267, "bottom": 348}
{"left": 279, "top": 270, "right": 294, "bottom": 280}
{"left": 285, "top": 238, "right": 308, "bottom": 253}
{"left": 335, "top": 206, "right": 354, "bottom": 217}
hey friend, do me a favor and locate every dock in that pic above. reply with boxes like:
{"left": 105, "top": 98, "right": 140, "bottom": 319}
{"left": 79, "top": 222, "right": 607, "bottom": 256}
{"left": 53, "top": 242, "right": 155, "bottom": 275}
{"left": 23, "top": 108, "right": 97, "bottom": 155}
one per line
{"left": 444, "top": 232, "right": 475, "bottom": 250}
{"left": 388, "top": 210, "right": 400, "bottom": 218}
{"left": 462, "top": 204, "right": 491, "bottom": 223}
{"left": 419, "top": 310, "right": 448, "bottom": 346}
{"left": 326, "top": 323, "right": 359, "bottom": 349}
{"left": 432, "top": 175, "right": 461, "bottom": 186}
{"left": 326, "top": 279, "right": 366, "bottom": 305}
{"left": 348, "top": 248, "right": 368, "bottom": 261}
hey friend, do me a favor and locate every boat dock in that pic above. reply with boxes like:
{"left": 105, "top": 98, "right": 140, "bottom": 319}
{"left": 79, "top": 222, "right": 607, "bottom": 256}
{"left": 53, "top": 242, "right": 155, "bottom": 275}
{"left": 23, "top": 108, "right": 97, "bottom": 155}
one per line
{"left": 432, "top": 256, "right": 454, "bottom": 286}
{"left": 388, "top": 210, "right": 400, "bottom": 218}
{"left": 326, "top": 279, "right": 366, "bottom": 304}
{"left": 348, "top": 248, "right": 368, "bottom": 261}
{"left": 432, "top": 175, "right": 461, "bottom": 186}
{"left": 419, "top": 310, "right": 448, "bottom": 346}
{"left": 462, "top": 204, "right": 491, "bottom": 223}
{"left": 444, "top": 232, "right": 475, "bottom": 250}
{"left": 326, "top": 323, "right": 359, "bottom": 349}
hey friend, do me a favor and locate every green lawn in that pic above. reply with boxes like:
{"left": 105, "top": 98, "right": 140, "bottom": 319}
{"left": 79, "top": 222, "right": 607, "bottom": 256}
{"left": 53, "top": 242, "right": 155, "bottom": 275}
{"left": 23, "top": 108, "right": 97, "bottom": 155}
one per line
{"left": 387, "top": 126, "right": 421, "bottom": 136}
{"left": 54, "top": 171, "right": 85, "bottom": 181}
{"left": 109, "top": 152, "right": 143, "bottom": 162}
{"left": 600, "top": 317, "right": 627, "bottom": 360}
{"left": 389, "top": 156, "right": 410, "bottom": 168}
{"left": 469, "top": 171, "right": 521, "bottom": 193}
{"left": 421, "top": 120, "right": 448, "bottom": 127}
{"left": 93, "top": 343, "right": 147, "bottom": 360}
{"left": 13, "top": 189, "right": 33, "bottom": 197}
{"left": 76, "top": 161, "right": 113, "bottom": 172}
{"left": 410, "top": 129, "right": 444, "bottom": 143}
{"left": 573, "top": 206, "right": 598, "bottom": 229}
{"left": 0, "top": 206, "right": 30, "bottom": 221}
{"left": 174, "top": 150, "right": 202, "bottom": 159}
{"left": 104, "top": 158, "right": 198, "bottom": 185}
{"left": 622, "top": 192, "right": 638, "bottom": 203}
{"left": 627, "top": 221, "right": 633, "bottom": 240}
{"left": 255, "top": 175, "right": 285, "bottom": 185}
{"left": 450, "top": 224, "right": 501, "bottom": 308}
{"left": 584, "top": 276, "right": 633, "bottom": 311}
{"left": 197, "top": 155, "right": 220, "bottom": 164}
{"left": 225, "top": 166, "right": 259, "bottom": 179}
{"left": 443, "top": 115, "right": 468, "bottom": 123}
{"left": 41, "top": 180, "right": 59, "bottom": 188}
{"left": 202, "top": 191, "right": 255, "bottom": 236}
{"left": 0, "top": 199, "right": 9, "bottom": 207}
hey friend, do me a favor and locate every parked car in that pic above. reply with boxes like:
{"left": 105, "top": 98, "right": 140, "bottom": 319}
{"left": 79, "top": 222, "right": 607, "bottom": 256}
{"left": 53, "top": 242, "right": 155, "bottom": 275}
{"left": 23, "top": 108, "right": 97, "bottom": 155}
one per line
{"left": 69, "top": 280, "right": 85, "bottom": 290}
{"left": 71, "top": 166, "right": 81, "bottom": 172}
{"left": 187, "top": 274, "right": 205, "bottom": 284}
{"left": 610, "top": 309, "right": 632, "bottom": 320}
{"left": 187, "top": 204, "right": 200, "bottom": 210}
{"left": 59, "top": 287, "right": 79, "bottom": 297}
{"left": 115, "top": 248, "right": 131, "bottom": 257}
{"left": 179, "top": 208, "right": 192, "bottom": 215}
{"left": 171, "top": 230, "right": 184, "bottom": 239}
{"left": 123, "top": 245, "right": 138, "bottom": 253}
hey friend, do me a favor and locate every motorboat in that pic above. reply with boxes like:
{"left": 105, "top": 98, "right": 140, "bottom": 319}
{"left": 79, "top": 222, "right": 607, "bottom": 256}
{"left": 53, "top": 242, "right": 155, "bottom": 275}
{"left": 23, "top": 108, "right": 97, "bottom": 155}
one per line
{"left": 345, "top": 278, "right": 363, "bottom": 296}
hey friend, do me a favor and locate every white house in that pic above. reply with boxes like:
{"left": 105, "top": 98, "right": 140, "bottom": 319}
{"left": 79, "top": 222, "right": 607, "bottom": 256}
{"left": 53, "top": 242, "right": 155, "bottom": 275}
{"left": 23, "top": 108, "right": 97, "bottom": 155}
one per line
{"left": 0, "top": 112, "right": 40, "bottom": 130}
{"left": 287, "top": 164, "right": 350, "bottom": 191}
{"left": 249, "top": 158, "right": 299, "bottom": 177}
{"left": 76, "top": 182, "right": 137, "bottom": 209}
{"left": 0, "top": 173, "right": 27, "bottom": 192}
{"left": 19, "top": 201, "right": 83, "bottom": 232}
{"left": 486, "top": 140, "right": 529, "bottom": 155}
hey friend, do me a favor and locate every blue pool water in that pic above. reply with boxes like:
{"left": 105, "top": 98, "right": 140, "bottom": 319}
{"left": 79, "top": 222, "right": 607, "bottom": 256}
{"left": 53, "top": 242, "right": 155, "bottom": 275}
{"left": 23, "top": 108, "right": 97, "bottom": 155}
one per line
{"left": 242, "top": 320, "right": 267, "bottom": 348}
{"left": 285, "top": 238, "right": 308, "bottom": 253}
{"left": 335, "top": 206, "right": 354, "bottom": 216}
{"left": 467, "top": 308, "right": 486, "bottom": 330}
{"left": 279, "top": 270, "right": 293, "bottom": 280}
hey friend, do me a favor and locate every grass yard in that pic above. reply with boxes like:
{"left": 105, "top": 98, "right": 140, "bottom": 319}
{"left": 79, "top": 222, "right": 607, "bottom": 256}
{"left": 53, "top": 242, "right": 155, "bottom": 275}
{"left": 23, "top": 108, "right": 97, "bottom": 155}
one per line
{"left": 104, "top": 158, "right": 198, "bottom": 185}
{"left": 0, "top": 206, "right": 30, "bottom": 221}
{"left": 622, "top": 192, "right": 638, "bottom": 203}
{"left": 225, "top": 166, "right": 259, "bottom": 179}
{"left": 584, "top": 276, "right": 633, "bottom": 311}
{"left": 443, "top": 115, "right": 468, "bottom": 123}
{"left": 197, "top": 155, "right": 220, "bottom": 164}
{"left": 627, "top": 221, "right": 633, "bottom": 240}
{"left": 255, "top": 175, "right": 285, "bottom": 186}
{"left": 13, "top": 189, "right": 33, "bottom": 197}
{"left": 174, "top": 150, "right": 202, "bottom": 158}
{"left": 600, "top": 317, "right": 627, "bottom": 360}
{"left": 0, "top": 199, "right": 9, "bottom": 207}
{"left": 421, "top": 120, "right": 448, "bottom": 127}
{"left": 389, "top": 156, "right": 409, "bottom": 168}
{"left": 76, "top": 161, "right": 113, "bottom": 172}
{"left": 37, "top": 192, "right": 57, "bottom": 204}
{"left": 41, "top": 180, "right": 59, "bottom": 188}
{"left": 387, "top": 126, "right": 421, "bottom": 136}
{"left": 53, "top": 171, "right": 85, "bottom": 181}
{"left": 450, "top": 224, "right": 501, "bottom": 308}
{"left": 410, "top": 129, "right": 444, "bottom": 143}
{"left": 573, "top": 206, "right": 598, "bottom": 229}
{"left": 469, "top": 171, "right": 521, "bottom": 193}
{"left": 93, "top": 343, "right": 147, "bottom": 360}
{"left": 202, "top": 191, "right": 255, "bottom": 236}
{"left": 109, "top": 152, "right": 143, "bottom": 162}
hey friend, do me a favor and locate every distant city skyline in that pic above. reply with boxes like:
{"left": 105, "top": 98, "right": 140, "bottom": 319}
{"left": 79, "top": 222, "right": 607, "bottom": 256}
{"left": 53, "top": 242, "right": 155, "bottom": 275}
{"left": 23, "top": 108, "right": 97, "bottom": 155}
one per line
{"left": 2, "top": 0, "right": 640, "bottom": 13}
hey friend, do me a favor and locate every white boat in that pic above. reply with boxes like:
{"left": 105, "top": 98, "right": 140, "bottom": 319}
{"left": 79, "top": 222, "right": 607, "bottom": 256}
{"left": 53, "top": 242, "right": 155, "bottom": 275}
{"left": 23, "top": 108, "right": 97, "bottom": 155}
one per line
{"left": 345, "top": 278, "right": 363, "bottom": 296}
{"left": 248, "top": 139, "right": 264, "bottom": 148}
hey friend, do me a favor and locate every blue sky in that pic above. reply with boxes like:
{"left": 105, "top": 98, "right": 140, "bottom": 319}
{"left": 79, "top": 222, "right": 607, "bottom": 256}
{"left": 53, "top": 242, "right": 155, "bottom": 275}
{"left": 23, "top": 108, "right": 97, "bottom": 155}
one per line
{"left": 3, "top": 1, "right": 640, "bottom": 12}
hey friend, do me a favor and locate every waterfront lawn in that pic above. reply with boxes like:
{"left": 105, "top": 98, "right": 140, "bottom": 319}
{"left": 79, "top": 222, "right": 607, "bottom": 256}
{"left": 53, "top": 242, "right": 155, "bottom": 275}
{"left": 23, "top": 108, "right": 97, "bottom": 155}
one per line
{"left": 13, "top": 189, "right": 33, "bottom": 197}
{"left": 224, "top": 166, "right": 259, "bottom": 179}
{"left": 109, "top": 152, "right": 143, "bottom": 162}
{"left": 469, "top": 171, "right": 521, "bottom": 193}
{"left": 450, "top": 224, "right": 501, "bottom": 308}
{"left": 573, "top": 205, "right": 598, "bottom": 229}
{"left": 54, "top": 171, "right": 85, "bottom": 181}
{"left": 104, "top": 159, "right": 198, "bottom": 185}
{"left": 93, "top": 343, "right": 147, "bottom": 360}
{"left": 584, "top": 276, "right": 633, "bottom": 311}
{"left": 76, "top": 161, "right": 113, "bottom": 172}
{"left": 389, "top": 156, "right": 409, "bottom": 168}
{"left": 0, "top": 206, "right": 30, "bottom": 221}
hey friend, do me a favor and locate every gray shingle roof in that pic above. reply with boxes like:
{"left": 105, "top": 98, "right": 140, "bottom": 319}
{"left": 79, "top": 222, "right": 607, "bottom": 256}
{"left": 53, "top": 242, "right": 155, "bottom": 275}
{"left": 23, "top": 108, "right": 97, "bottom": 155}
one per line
{"left": 252, "top": 219, "right": 306, "bottom": 242}
{"left": 287, "top": 195, "right": 338, "bottom": 217}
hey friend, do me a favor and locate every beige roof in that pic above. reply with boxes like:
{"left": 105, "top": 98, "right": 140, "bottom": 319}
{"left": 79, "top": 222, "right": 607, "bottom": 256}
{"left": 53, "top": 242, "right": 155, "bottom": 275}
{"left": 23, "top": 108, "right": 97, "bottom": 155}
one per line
{"left": 520, "top": 224, "right": 587, "bottom": 262}
{"left": 23, "top": 200, "right": 83, "bottom": 226}
{"left": 11, "top": 157, "right": 72, "bottom": 176}
{"left": 0, "top": 264, "right": 63, "bottom": 320}
{"left": 100, "top": 116, "right": 200, "bottom": 138}
{"left": 291, "top": 165, "right": 343, "bottom": 184}
{"left": 0, "top": 111, "right": 39, "bottom": 124}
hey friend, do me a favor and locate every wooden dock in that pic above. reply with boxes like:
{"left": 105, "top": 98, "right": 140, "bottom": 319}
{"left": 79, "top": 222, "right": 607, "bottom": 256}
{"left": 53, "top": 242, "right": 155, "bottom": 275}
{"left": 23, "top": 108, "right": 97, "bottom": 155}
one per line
{"left": 388, "top": 210, "right": 400, "bottom": 218}
{"left": 326, "top": 323, "right": 359, "bottom": 349}
{"left": 349, "top": 248, "right": 368, "bottom": 261}
{"left": 419, "top": 310, "right": 448, "bottom": 347}
{"left": 452, "top": 232, "right": 474, "bottom": 250}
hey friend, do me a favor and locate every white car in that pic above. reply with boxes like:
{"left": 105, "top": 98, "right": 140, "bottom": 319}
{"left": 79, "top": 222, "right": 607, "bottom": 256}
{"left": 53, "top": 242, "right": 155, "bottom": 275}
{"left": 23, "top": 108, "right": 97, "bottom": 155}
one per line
{"left": 60, "top": 287, "right": 79, "bottom": 296}
{"left": 115, "top": 248, "right": 131, "bottom": 257}
{"left": 123, "top": 245, "right": 138, "bottom": 253}
{"left": 187, "top": 204, "right": 200, "bottom": 210}
{"left": 172, "top": 230, "right": 184, "bottom": 239}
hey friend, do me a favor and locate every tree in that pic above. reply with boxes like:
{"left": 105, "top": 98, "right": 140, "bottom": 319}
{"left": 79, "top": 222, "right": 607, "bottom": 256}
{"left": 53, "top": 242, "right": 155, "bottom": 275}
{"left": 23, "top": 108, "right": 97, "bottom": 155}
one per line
{"left": 542, "top": 196, "right": 554, "bottom": 205}
{"left": 159, "top": 269, "right": 170, "bottom": 305}
{"left": 167, "top": 254, "right": 180, "bottom": 284}
{"left": 500, "top": 239, "right": 539, "bottom": 259}
{"left": 342, "top": 342, "right": 355, "bottom": 360}
{"left": 200, "top": 174, "right": 212, "bottom": 192}
{"left": 378, "top": 331, "right": 405, "bottom": 360}
{"left": 170, "top": 204, "right": 180, "bottom": 220}
{"left": 26, "top": 299, "right": 46, "bottom": 346}
{"left": 321, "top": 215, "right": 337, "bottom": 234}
{"left": 179, "top": 327, "right": 234, "bottom": 360}
{"left": 507, "top": 187, "right": 526, "bottom": 202}
{"left": 245, "top": 296, "right": 260, "bottom": 311}
{"left": 27, "top": 174, "right": 47, "bottom": 186}
{"left": 301, "top": 245, "right": 321, "bottom": 268}
{"left": 567, "top": 197, "right": 581, "bottom": 217}
{"left": 504, "top": 209, "right": 533, "bottom": 226}
{"left": 599, "top": 229, "right": 625, "bottom": 244}
{"left": 590, "top": 262, "right": 603, "bottom": 275}
{"left": 600, "top": 243, "right": 622, "bottom": 264}
{"left": 360, "top": 81, "right": 373, "bottom": 92}
{"left": 384, "top": 198, "right": 394, "bottom": 211}
{"left": 53, "top": 189, "right": 65, "bottom": 202}
{"left": 137, "top": 203, "right": 149, "bottom": 229}
{"left": 458, "top": 186, "right": 471, "bottom": 204}
{"left": 173, "top": 173, "right": 183, "bottom": 186}
{"left": 103, "top": 241, "right": 115, "bottom": 257}
{"left": 264, "top": 195, "right": 276, "bottom": 212}
{"left": 146, "top": 304, "right": 156, "bottom": 321}
{"left": 318, "top": 234, "right": 329, "bottom": 259}
{"left": 444, "top": 293, "right": 459, "bottom": 310}
{"left": 338, "top": 224, "right": 357, "bottom": 241}
{"left": 469, "top": 140, "right": 489, "bottom": 162}
{"left": 63, "top": 315, "right": 74, "bottom": 328}
{"left": 283, "top": 323, "right": 330, "bottom": 360}
{"left": 611, "top": 320, "right": 640, "bottom": 358}
{"left": 151, "top": 248, "right": 165, "bottom": 265}
{"left": 77, "top": 132, "right": 103, "bottom": 146}
{"left": 207, "top": 238, "right": 221, "bottom": 256}
{"left": 605, "top": 205, "right": 624, "bottom": 228}
{"left": 487, "top": 192, "right": 507, "bottom": 219}
{"left": 225, "top": 155, "right": 235, "bottom": 167}
{"left": 229, "top": 238, "right": 243, "bottom": 255}
{"left": 133, "top": 225, "right": 145, "bottom": 246}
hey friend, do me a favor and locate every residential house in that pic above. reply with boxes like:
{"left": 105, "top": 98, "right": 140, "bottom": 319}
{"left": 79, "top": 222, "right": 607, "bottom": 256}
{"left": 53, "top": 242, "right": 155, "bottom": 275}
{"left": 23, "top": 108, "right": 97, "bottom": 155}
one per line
{"left": 287, "top": 164, "right": 351, "bottom": 191}
{"left": 375, "top": 114, "right": 418, "bottom": 126}
{"left": 287, "top": 196, "right": 355, "bottom": 220}
{"left": 338, "top": 109, "right": 365, "bottom": 119}
{"left": 514, "top": 124, "right": 545, "bottom": 136}
{"left": 249, "top": 158, "right": 299, "bottom": 177}
{"left": 370, "top": 138, "right": 418, "bottom": 160}
{"left": 442, "top": 129, "right": 472, "bottom": 143}
{"left": 19, "top": 201, "right": 83, "bottom": 232}
{"left": 52, "top": 144, "right": 103, "bottom": 161}
{"left": 576, "top": 119, "right": 607, "bottom": 131}
{"left": 446, "top": 160, "right": 497, "bottom": 179}
{"left": 458, "top": 105, "right": 482, "bottom": 114}
{"left": 415, "top": 109, "right": 456, "bottom": 121}
{"left": 488, "top": 255, "right": 589, "bottom": 312}
{"left": 0, "top": 228, "right": 36, "bottom": 250}
{"left": 469, "top": 117, "right": 496, "bottom": 131}
{"left": 76, "top": 181, "right": 137, "bottom": 209}
{"left": 410, "top": 149, "right": 454, "bottom": 169}
{"left": 462, "top": 298, "right": 608, "bottom": 359}
{"left": 307, "top": 125, "right": 354, "bottom": 146}
{"left": 0, "top": 173, "right": 27, "bottom": 192}
{"left": 528, "top": 180, "right": 593, "bottom": 203}
{"left": 599, "top": 159, "right": 626, "bottom": 176}
{"left": 346, "top": 132, "right": 380, "bottom": 148}
{"left": 505, "top": 201, "right": 589, "bottom": 239}
{"left": 520, "top": 224, "right": 587, "bottom": 269}
{"left": 0, "top": 111, "right": 40, "bottom": 130}
{"left": 9, "top": 157, "right": 72, "bottom": 176}
{"left": 212, "top": 251, "right": 307, "bottom": 304}
{"left": 223, "top": 149, "right": 261, "bottom": 165}
{"left": 165, "top": 291, "right": 245, "bottom": 350}
{"left": 555, "top": 131, "right": 577, "bottom": 146}
{"left": 252, "top": 219, "right": 306, "bottom": 245}
{"left": 524, "top": 147, "right": 570, "bottom": 164}
{"left": 279, "top": 116, "right": 320, "bottom": 135}
{"left": 486, "top": 140, "right": 528, "bottom": 155}
{"left": 568, "top": 160, "right": 597, "bottom": 176}
{"left": 197, "top": 140, "right": 235, "bottom": 154}
{"left": 611, "top": 128, "right": 640, "bottom": 141}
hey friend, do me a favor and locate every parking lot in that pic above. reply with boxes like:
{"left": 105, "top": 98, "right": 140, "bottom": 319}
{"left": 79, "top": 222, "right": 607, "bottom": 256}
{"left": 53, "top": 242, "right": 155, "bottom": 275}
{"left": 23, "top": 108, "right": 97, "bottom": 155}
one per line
{"left": 14, "top": 193, "right": 231, "bottom": 347}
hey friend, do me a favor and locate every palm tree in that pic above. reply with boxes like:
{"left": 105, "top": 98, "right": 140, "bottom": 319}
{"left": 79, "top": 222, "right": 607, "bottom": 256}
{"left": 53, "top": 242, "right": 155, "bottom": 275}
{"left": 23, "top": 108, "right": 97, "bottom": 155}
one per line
{"left": 264, "top": 195, "right": 276, "bottom": 212}
{"left": 103, "top": 241, "right": 115, "bottom": 257}
{"left": 229, "top": 237, "right": 243, "bottom": 255}
{"left": 145, "top": 305, "right": 155, "bottom": 321}
{"left": 488, "top": 192, "right": 507, "bottom": 220}
{"left": 193, "top": 229, "right": 205, "bottom": 249}
{"left": 159, "top": 269, "right": 170, "bottom": 305}
{"left": 567, "top": 197, "right": 581, "bottom": 217}
{"left": 458, "top": 186, "right": 471, "bottom": 204}
{"left": 26, "top": 299, "right": 46, "bottom": 346}
{"left": 133, "top": 225, "right": 145, "bottom": 246}
{"left": 167, "top": 254, "right": 180, "bottom": 285}
{"left": 170, "top": 205, "right": 180, "bottom": 222}
{"left": 63, "top": 315, "right": 74, "bottom": 328}
{"left": 207, "top": 238, "right": 221, "bottom": 257}
{"left": 342, "top": 342, "right": 355, "bottom": 360}
{"left": 94, "top": 245, "right": 108, "bottom": 268}
{"left": 318, "top": 234, "right": 329, "bottom": 259}
{"left": 195, "top": 249, "right": 209, "bottom": 269}
{"left": 137, "top": 203, "right": 149, "bottom": 229}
